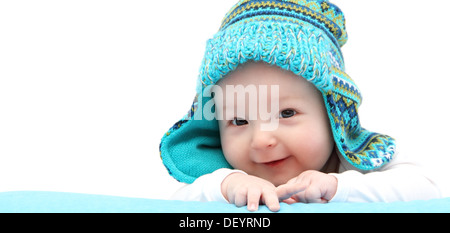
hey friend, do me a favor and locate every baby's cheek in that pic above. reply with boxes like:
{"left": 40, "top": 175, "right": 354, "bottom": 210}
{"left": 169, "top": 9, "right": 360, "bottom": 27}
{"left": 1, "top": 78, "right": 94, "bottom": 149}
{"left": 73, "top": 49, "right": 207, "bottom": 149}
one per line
{"left": 295, "top": 131, "right": 332, "bottom": 165}
{"left": 221, "top": 137, "right": 246, "bottom": 167}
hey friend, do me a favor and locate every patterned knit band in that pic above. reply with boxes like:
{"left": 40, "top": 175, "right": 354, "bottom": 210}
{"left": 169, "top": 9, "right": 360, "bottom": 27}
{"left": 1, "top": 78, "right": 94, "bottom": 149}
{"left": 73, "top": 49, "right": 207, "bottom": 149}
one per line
{"left": 220, "top": 0, "right": 347, "bottom": 48}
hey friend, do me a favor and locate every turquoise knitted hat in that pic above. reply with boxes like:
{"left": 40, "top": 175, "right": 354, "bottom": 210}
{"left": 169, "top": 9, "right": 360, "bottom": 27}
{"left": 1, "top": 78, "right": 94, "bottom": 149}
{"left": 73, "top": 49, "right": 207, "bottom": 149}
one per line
{"left": 160, "top": 0, "right": 396, "bottom": 184}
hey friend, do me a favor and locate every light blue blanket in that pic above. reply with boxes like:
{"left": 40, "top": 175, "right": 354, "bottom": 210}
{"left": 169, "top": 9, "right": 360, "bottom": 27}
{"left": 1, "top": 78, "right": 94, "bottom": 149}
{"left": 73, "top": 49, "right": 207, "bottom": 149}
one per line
{"left": 1, "top": 191, "right": 449, "bottom": 213}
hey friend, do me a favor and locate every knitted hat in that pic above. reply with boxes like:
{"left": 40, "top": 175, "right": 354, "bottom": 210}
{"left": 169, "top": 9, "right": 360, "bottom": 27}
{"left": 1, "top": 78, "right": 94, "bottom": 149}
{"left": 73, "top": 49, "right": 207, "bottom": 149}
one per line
{"left": 159, "top": 0, "right": 396, "bottom": 184}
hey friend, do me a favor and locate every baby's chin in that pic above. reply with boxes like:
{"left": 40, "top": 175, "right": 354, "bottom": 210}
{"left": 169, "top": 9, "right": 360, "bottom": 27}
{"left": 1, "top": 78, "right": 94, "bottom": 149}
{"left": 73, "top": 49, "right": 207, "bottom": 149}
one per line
{"left": 252, "top": 170, "right": 299, "bottom": 187}
{"left": 267, "top": 175, "right": 294, "bottom": 187}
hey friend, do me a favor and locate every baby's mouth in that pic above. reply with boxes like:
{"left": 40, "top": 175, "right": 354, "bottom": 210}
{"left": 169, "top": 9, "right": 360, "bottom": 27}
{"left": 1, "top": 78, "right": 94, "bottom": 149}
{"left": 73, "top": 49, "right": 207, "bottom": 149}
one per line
{"left": 263, "top": 156, "right": 290, "bottom": 168}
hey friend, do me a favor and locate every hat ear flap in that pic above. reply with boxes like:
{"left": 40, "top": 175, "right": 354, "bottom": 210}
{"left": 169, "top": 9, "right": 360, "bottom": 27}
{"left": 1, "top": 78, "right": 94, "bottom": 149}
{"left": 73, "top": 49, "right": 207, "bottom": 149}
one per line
{"left": 324, "top": 71, "right": 396, "bottom": 171}
{"left": 160, "top": 95, "right": 232, "bottom": 184}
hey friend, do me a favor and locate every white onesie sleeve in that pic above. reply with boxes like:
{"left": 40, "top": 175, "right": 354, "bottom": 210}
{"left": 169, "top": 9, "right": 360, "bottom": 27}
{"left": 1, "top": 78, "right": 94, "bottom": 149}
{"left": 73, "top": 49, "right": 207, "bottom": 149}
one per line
{"left": 329, "top": 153, "right": 441, "bottom": 203}
{"left": 171, "top": 168, "right": 247, "bottom": 203}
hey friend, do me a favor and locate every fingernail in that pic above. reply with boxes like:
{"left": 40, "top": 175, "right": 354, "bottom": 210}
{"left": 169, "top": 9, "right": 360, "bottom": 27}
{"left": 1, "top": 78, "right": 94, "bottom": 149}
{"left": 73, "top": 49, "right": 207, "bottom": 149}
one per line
{"left": 273, "top": 205, "right": 280, "bottom": 212}
{"left": 249, "top": 204, "right": 257, "bottom": 211}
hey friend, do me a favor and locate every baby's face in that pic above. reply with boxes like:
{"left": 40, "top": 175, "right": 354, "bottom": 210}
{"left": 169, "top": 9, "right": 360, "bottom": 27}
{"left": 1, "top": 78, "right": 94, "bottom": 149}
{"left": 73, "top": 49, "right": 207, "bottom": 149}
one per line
{"left": 216, "top": 62, "right": 335, "bottom": 186}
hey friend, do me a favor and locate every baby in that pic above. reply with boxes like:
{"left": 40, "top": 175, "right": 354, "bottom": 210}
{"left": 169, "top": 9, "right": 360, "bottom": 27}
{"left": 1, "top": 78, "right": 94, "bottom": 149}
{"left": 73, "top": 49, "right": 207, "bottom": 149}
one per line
{"left": 160, "top": 0, "right": 441, "bottom": 212}
{"left": 215, "top": 61, "right": 339, "bottom": 211}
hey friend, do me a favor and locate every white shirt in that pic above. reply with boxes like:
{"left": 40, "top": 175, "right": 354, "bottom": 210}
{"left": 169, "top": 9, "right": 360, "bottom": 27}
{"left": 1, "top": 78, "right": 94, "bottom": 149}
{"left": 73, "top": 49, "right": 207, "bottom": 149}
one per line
{"left": 171, "top": 151, "right": 442, "bottom": 203}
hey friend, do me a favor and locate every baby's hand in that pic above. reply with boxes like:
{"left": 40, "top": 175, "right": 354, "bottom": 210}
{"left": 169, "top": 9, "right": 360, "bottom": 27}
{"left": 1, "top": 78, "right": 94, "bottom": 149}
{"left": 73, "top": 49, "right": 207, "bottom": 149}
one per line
{"left": 221, "top": 173, "right": 302, "bottom": 212}
{"left": 276, "top": 170, "right": 338, "bottom": 204}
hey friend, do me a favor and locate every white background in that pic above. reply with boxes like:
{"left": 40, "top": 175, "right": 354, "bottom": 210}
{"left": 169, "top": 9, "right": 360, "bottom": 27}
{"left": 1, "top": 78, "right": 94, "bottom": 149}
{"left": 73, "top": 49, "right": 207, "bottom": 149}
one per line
{"left": 1, "top": 0, "right": 449, "bottom": 200}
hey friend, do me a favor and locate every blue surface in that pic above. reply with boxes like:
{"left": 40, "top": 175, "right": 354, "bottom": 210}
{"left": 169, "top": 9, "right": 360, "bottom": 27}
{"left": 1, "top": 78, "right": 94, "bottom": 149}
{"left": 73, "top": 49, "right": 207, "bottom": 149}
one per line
{"left": 0, "top": 191, "right": 449, "bottom": 213}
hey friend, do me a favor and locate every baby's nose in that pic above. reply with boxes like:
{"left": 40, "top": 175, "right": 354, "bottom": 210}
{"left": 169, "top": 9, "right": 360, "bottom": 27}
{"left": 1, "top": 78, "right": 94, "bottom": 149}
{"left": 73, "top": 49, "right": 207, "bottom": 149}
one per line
{"left": 250, "top": 128, "right": 278, "bottom": 150}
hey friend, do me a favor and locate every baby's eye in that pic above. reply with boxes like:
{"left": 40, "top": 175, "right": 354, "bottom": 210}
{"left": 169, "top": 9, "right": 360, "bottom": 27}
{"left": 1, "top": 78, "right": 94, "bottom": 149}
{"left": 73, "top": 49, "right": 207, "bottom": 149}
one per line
{"left": 231, "top": 118, "right": 248, "bottom": 126}
{"left": 279, "top": 109, "right": 297, "bottom": 118}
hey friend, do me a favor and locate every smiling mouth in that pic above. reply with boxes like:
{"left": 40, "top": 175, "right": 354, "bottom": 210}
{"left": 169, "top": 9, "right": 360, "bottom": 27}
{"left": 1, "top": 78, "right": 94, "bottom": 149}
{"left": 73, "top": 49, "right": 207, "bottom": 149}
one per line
{"left": 263, "top": 157, "right": 289, "bottom": 168}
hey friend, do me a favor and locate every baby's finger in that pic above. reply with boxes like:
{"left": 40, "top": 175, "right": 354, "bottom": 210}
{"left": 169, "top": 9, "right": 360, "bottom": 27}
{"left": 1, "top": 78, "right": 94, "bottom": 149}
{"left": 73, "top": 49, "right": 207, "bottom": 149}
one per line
{"left": 276, "top": 183, "right": 306, "bottom": 201}
{"left": 303, "top": 184, "right": 328, "bottom": 204}
{"left": 246, "top": 188, "right": 261, "bottom": 212}
{"left": 282, "top": 197, "right": 297, "bottom": 204}
{"left": 286, "top": 176, "right": 298, "bottom": 184}
{"left": 262, "top": 189, "right": 280, "bottom": 212}
{"left": 234, "top": 188, "right": 248, "bottom": 207}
